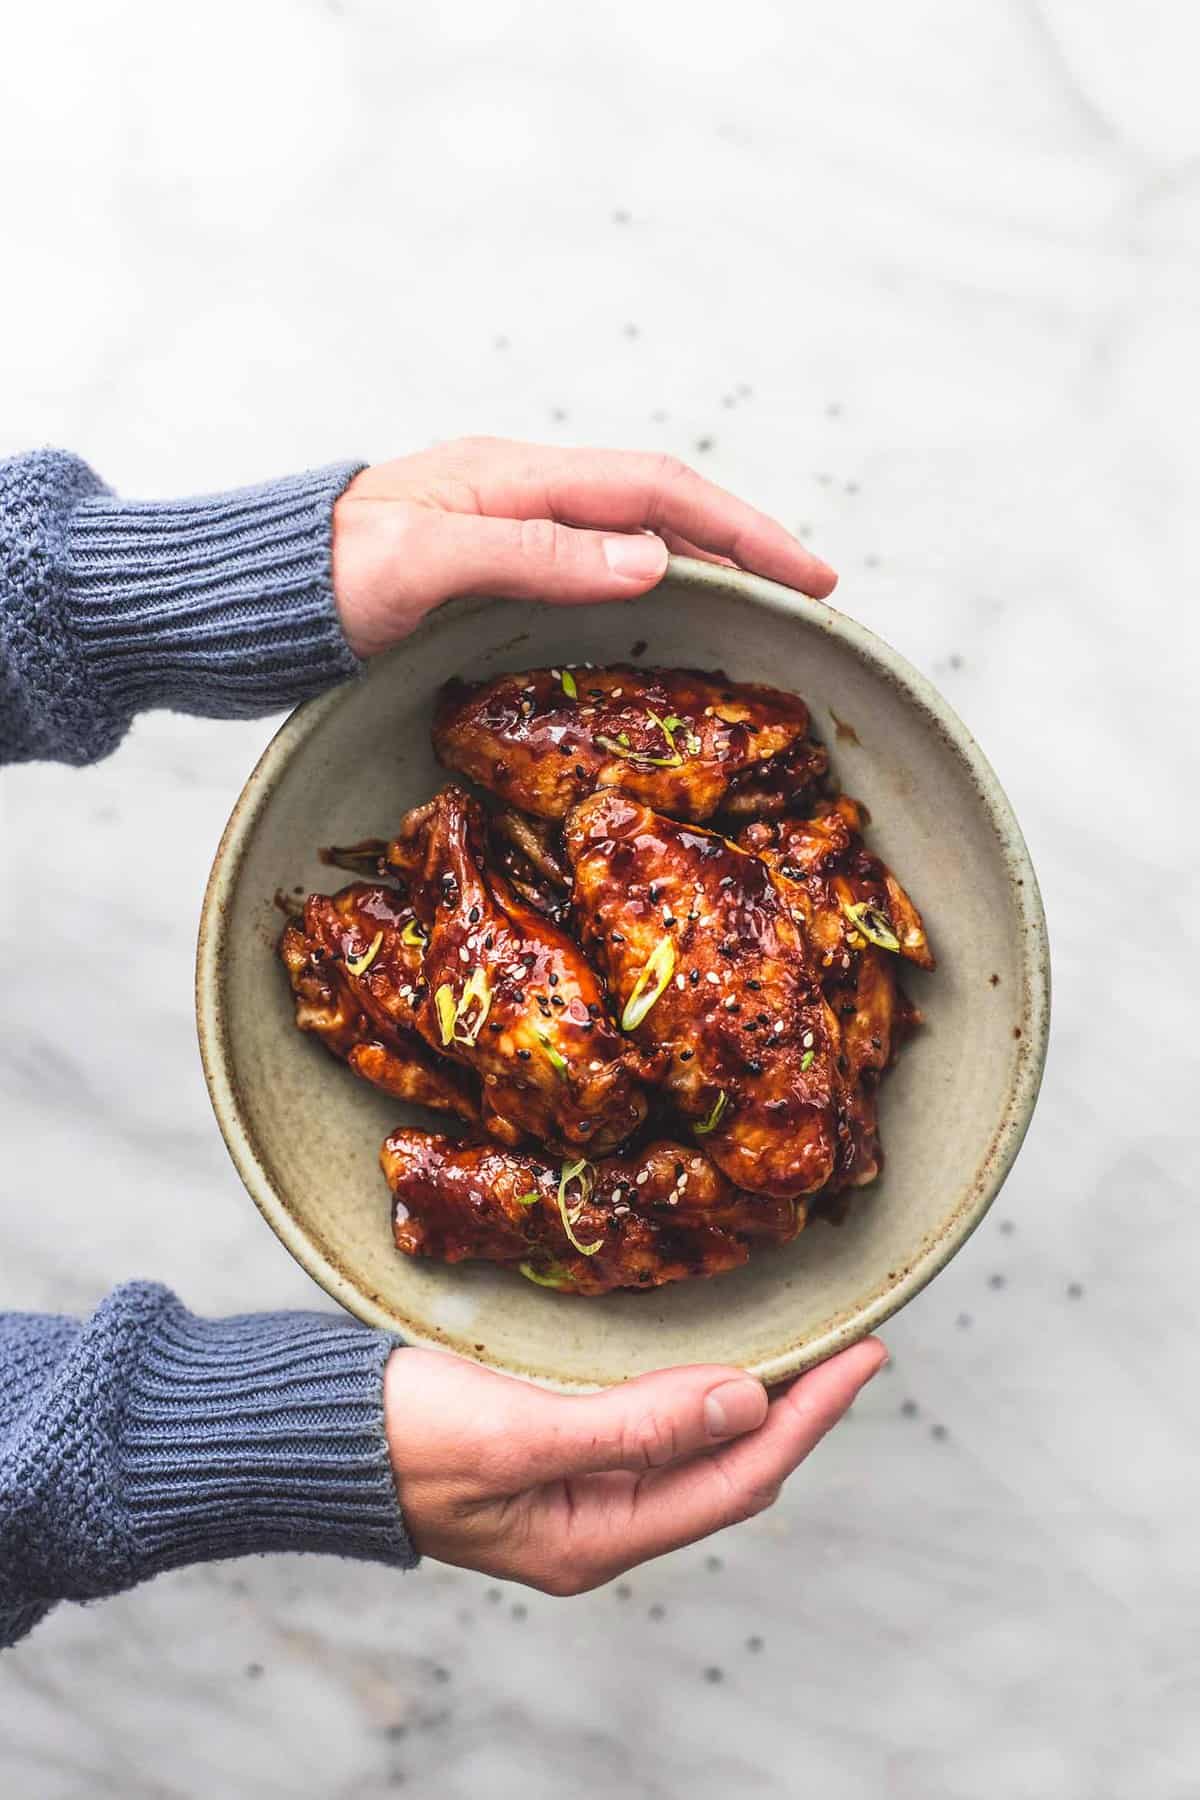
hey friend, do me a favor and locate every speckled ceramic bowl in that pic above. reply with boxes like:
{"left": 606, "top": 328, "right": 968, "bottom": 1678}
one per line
{"left": 196, "top": 560, "right": 1049, "bottom": 1390}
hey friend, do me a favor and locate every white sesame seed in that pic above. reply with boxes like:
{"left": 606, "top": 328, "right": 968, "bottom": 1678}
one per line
{"left": 802, "top": 1031, "right": 814, "bottom": 1048}
{"left": 705, "top": 971, "right": 720, "bottom": 985}
{"left": 676, "top": 973, "right": 686, "bottom": 990}
{"left": 611, "top": 1187, "right": 623, "bottom": 1204}
{"left": 459, "top": 946, "right": 470, "bottom": 963}
{"left": 612, "top": 687, "right": 623, "bottom": 698}
{"left": 668, "top": 1195, "right": 678, "bottom": 1205}
{"left": 507, "top": 962, "right": 526, "bottom": 978}
{"left": 636, "top": 1170, "right": 649, "bottom": 1185}
{"left": 774, "top": 1019, "right": 784, "bottom": 1031}
{"left": 723, "top": 995, "right": 737, "bottom": 1010}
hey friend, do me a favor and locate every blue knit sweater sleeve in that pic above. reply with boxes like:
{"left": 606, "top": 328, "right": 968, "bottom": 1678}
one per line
{"left": 0, "top": 448, "right": 365, "bottom": 764}
{"left": 0, "top": 1285, "right": 416, "bottom": 1649}
{"left": 0, "top": 452, "right": 417, "bottom": 1649}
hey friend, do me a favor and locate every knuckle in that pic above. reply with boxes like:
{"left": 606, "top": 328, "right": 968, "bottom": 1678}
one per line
{"left": 652, "top": 451, "right": 693, "bottom": 488}
{"left": 517, "top": 516, "right": 565, "bottom": 565}
{"left": 625, "top": 1409, "right": 679, "bottom": 1470}
{"left": 739, "top": 1479, "right": 781, "bottom": 1523}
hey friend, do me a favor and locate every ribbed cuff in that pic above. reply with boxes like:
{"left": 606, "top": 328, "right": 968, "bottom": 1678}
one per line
{"left": 120, "top": 1300, "right": 416, "bottom": 1577}
{"left": 63, "top": 461, "right": 365, "bottom": 730}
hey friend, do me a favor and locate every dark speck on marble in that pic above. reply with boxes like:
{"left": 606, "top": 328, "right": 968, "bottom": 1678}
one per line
{"left": 651, "top": 409, "right": 668, "bottom": 422}
{"left": 957, "top": 1312, "right": 973, "bottom": 1329}
{"left": 999, "top": 1220, "right": 1015, "bottom": 1236}
{"left": 511, "top": 1602, "right": 528, "bottom": 1620}
{"left": 930, "top": 1424, "right": 949, "bottom": 1442}
{"left": 648, "top": 1603, "right": 666, "bottom": 1621}
{"left": 245, "top": 1662, "right": 263, "bottom": 1679}
{"left": 612, "top": 209, "right": 631, "bottom": 224}
{"left": 494, "top": 335, "right": 509, "bottom": 350}
{"left": 695, "top": 436, "right": 715, "bottom": 453}
{"left": 864, "top": 553, "right": 881, "bottom": 568}
{"left": 1067, "top": 1282, "right": 1085, "bottom": 1299}
{"left": 901, "top": 1399, "right": 919, "bottom": 1418}
{"left": 746, "top": 1635, "right": 764, "bottom": 1653}
{"left": 705, "top": 1553, "right": 723, "bottom": 1572}
{"left": 989, "top": 1273, "right": 1007, "bottom": 1290}
{"left": 616, "top": 1582, "right": 633, "bottom": 1600}
{"left": 624, "top": 323, "right": 640, "bottom": 338}
{"left": 704, "top": 1666, "right": 725, "bottom": 1684}
{"left": 486, "top": 1588, "right": 502, "bottom": 1604}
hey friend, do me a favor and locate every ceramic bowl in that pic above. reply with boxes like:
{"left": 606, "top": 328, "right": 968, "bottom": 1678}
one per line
{"left": 196, "top": 560, "right": 1049, "bottom": 1390}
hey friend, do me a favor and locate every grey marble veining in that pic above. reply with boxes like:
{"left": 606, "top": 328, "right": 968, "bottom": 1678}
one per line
{"left": 0, "top": 1, "right": 1196, "bottom": 1795}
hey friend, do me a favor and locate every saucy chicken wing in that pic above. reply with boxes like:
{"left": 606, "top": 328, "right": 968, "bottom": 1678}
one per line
{"left": 280, "top": 885, "right": 480, "bottom": 1123}
{"left": 563, "top": 789, "right": 847, "bottom": 1199}
{"left": 740, "top": 796, "right": 933, "bottom": 1190}
{"left": 381, "top": 1129, "right": 803, "bottom": 1296}
{"left": 381, "top": 786, "right": 646, "bottom": 1155}
{"left": 433, "top": 665, "right": 826, "bottom": 823}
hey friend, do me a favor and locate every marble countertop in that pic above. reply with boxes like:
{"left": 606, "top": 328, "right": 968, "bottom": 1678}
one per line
{"left": 0, "top": 1, "right": 1195, "bottom": 1794}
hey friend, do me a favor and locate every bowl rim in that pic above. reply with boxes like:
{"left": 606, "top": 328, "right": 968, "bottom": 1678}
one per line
{"left": 196, "top": 558, "right": 1050, "bottom": 1389}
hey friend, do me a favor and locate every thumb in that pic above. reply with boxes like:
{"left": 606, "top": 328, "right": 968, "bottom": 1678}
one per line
{"left": 525, "top": 1364, "right": 770, "bottom": 1482}
{"left": 422, "top": 511, "right": 670, "bottom": 607}
{"left": 336, "top": 498, "right": 671, "bottom": 655}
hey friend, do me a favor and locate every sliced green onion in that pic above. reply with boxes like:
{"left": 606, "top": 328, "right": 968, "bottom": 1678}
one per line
{"left": 515, "top": 1189, "right": 541, "bottom": 1207}
{"left": 560, "top": 668, "right": 578, "bottom": 700}
{"left": 345, "top": 930, "right": 384, "bottom": 977}
{"left": 621, "top": 936, "right": 677, "bottom": 1031}
{"left": 596, "top": 733, "right": 682, "bottom": 769}
{"left": 617, "top": 731, "right": 631, "bottom": 747}
{"left": 660, "top": 714, "right": 686, "bottom": 733}
{"left": 556, "top": 1158, "right": 602, "bottom": 1255}
{"left": 400, "top": 918, "right": 428, "bottom": 949}
{"left": 454, "top": 966, "right": 493, "bottom": 1046}
{"left": 800, "top": 1048, "right": 815, "bottom": 1072}
{"left": 841, "top": 899, "right": 900, "bottom": 953}
{"left": 519, "top": 1260, "right": 573, "bottom": 1289}
{"left": 694, "top": 1090, "right": 728, "bottom": 1135}
{"left": 434, "top": 982, "right": 458, "bottom": 1046}
{"left": 535, "top": 1029, "right": 569, "bottom": 1077}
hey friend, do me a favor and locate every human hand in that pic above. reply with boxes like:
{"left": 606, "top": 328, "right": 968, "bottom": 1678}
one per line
{"left": 332, "top": 436, "right": 837, "bottom": 658}
{"left": 383, "top": 1338, "right": 885, "bottom": 1595}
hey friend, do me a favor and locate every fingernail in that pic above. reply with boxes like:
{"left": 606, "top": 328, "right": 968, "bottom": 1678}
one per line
{"left": 603, "top": 533, "right": 668, "bottom": 581}
{"left": 704, "top": 1378, "right": 768, "bottom": 1440}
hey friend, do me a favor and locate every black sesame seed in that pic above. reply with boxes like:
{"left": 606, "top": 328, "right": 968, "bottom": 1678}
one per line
{"left": 549, "top": 972, "right": 559, "bottom": 986}
{"left": 745, "top": 1058, "right": 763, "bottom": 1075}
{"left": 468, "top": 906, "right": 481, "bottom": 924}
{"left": 611, "top": 932, "right": 625, "bottom": 945}
{"left": 557, "top": 742, "right": 572, "bottom": 755}
{"left": 574, "top": 764, "right": 587, "bottom": 779}
{"left": 587, "top": 1003, "right": 601, "bottom": 1017}
{"left": 517, "top": 1048, "right": 532, "bottom": 1061}
{"left": 678, "top": 1049, "right": 693, "bottom": 1061}
{"left": 690, "top": 969, "right": 701, "bottom": 985}
{"left": 551, "top": 994, "right": 565, "bottom": 1008}
{"left": 746, "top": 979, "right": 761, "bottom": 991}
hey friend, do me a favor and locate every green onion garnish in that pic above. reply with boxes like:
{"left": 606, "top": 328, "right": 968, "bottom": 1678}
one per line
{"left": 400, "top": 918, "right": 428, "bottom": 949}
{"left": 434, "top": 982, "right": 458, "bottom": 1046}
{"left": 556, "top": 1158, "right": 602, "bottom": 1255}
{"left": 800, "top": 1048, "right": 815, "bottom": 1072}
{"left": 519, "top": 1260, "right": 573, "bottom": 1289}
{"left": 694, "top": 1090, "right": 728, "bottom": 1135}
{"left": 841, "top": 900, "right": 900, "bottom": 953}
{"left": 535, "top": 1030, "right": 569, "bottom": 1077}
{"left": 621, "top": 937, "right": 677, "bottom": 1031}
{"left": 560, "top": 669, "right": 578, "bottom": 700}
{"left": 515, "top": 1189, "right": 541, "bottom": 1207}
{"left": 345, "top": 930, "right": 384, "bottom": 977}
{"left": 454, "top": 966, "right": 493, "bottom": 1045}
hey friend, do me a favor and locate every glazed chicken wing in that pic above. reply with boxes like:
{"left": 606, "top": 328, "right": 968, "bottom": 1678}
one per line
{"left": 740, "top": 797, "right": 934, "bottom": 1190}
{"left": 382, "top": 1129, "right": 803, "bottom": 1296}
{"left": 381, "top": 786, "right": 646, "bottom": 1155}
{"left": 563, "top": 789, "right": 847, "bottom": 1199}
{"left": 433, "top": 665, "right": 826, "bottom": 823}
{"left": 280, "top": 885, "right": 480, "bottom": 1124}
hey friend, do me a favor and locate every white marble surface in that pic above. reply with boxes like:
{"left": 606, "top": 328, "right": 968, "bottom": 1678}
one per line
{"left": 0, "top": 1, "right": 1196, "bottom": 1794}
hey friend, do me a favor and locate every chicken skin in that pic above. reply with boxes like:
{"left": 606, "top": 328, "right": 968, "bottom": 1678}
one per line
{"left": 740, "top": 796, "right": 933, "bottom": 1190}
{"left": 563, "top": 789, "right": 846, "bottom": 1200}
{"left": 280, "top": 885, "right": 480, "bottom": 1123}
{"left": 381, "top": 786, "right": 646, "bottom": 1155}
{"left": 382, "top": 1129, "right": 803, "bottom": 1296}
{"left": 432, "top": 665, "right": 826, "bottom": 823}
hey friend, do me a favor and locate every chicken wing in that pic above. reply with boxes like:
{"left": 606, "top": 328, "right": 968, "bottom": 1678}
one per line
{"left": 280, "top": 884, "right": 480, "bottom": 1124}
{"left": 740, "top": 796, "right": 933, "bottom": 1190}
{"left": 432, "top": 665, "right": 826, "bottom": 823}
{"left": 563, "top": 789, "right": 846, "bottom": 1199}
{"left": 381, "top": 786, "right": 646, "bottom": 1155}
{"left": 381, "top": 1129, "right": 803, "bottom": 1296}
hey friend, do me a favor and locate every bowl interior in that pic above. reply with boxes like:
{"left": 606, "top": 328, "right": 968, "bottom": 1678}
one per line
{"left": 198, "top": 562, "right": 1047, "bottom": 1389}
